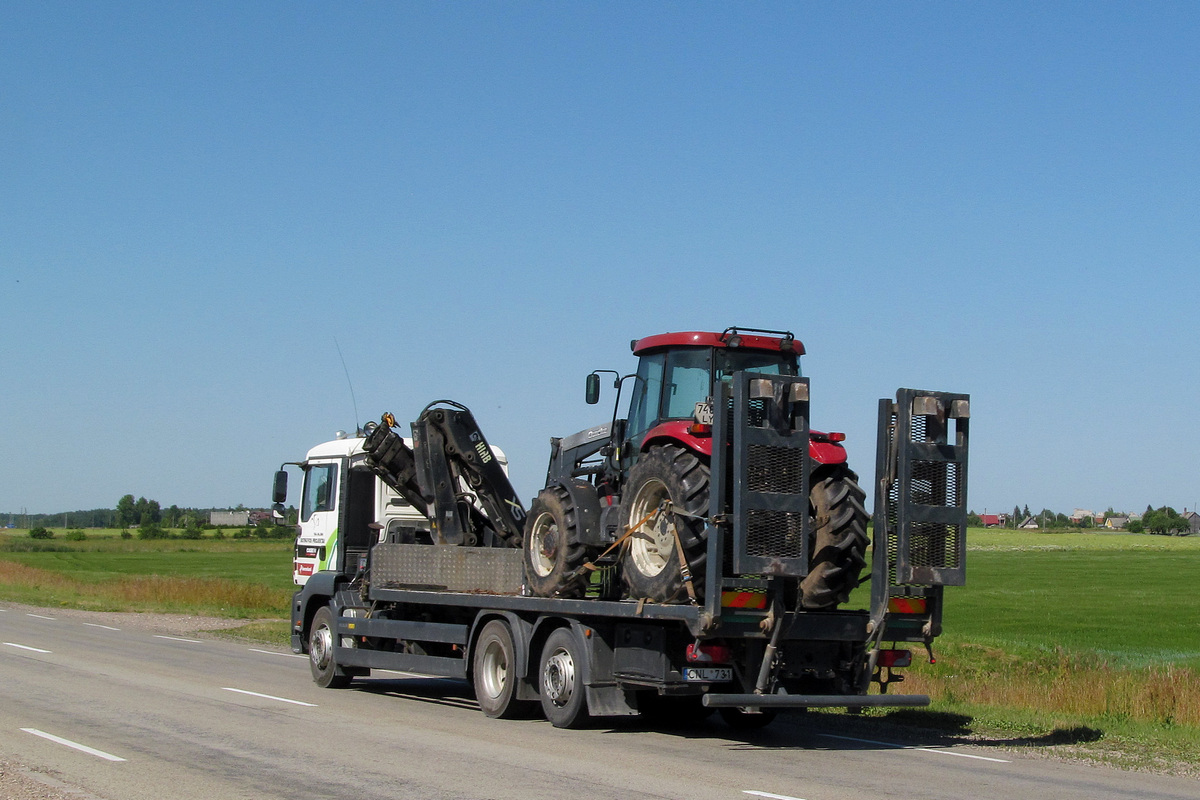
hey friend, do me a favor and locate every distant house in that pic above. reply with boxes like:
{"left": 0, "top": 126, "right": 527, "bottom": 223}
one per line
{"left": 1104, "top": 517, "right": 1129, "bottom": 530}
{"left": 980, "top": 514, "right": 1003, "bottom": 528}
{"left": 1019, "top": 517, "right": 1039, "bottom": 529}
{"left": 210, "top": 510, "right": 250, "bottom": 527}
{"left": 1069, "top": 508, "right": 1095, "bottom": 524}
{"left": 1184, "top": 511, "right": 1200, "bottom": 535}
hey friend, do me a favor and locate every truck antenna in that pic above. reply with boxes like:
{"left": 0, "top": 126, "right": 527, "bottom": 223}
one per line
{"left": 334, "top": 337, "right": 361, "bottom": 435}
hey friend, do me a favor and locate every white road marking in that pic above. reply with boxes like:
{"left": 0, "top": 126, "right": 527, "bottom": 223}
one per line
{"left": 26, "top": 613, "right": 56, "bottom": 620}
{"left": 745, "top": 791, "right": 807, "bottom": 800}
{"left": 819, "top": 733, "right": 1012, "bottom": 763}
{"left": 248, "top": 648, "right": 307, "bottom": 659}
{"left": 222, "top": 687, "right": 317, "bottom": 707}
{"left": 4, "top": 642, "right": 51, "bottom": 654}
{"left": 153, "top": 635, "right": 203, "bottom": 643}
{"left": 20, "top": 728, "right": 126, "bottom": 762}
{"left": 82, "top": 623, "right": 121, "bottom": 631}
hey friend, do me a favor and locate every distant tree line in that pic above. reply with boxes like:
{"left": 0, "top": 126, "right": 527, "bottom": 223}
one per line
{"left": 3, "top": 497, "right": 295, "bottom": 530}
{"left": 969, "top": 503, "right": 1194, "bottom": 534}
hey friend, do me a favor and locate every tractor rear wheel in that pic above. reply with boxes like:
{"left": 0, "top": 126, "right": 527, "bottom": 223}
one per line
{"left": 523, "top": 486, "right": 591, "bottom": 598}
{"left": 800, "top": 465, "right": 870, "bottom": 609}
{"left": 619, "top": 444, "right": 710, "bottom": 603}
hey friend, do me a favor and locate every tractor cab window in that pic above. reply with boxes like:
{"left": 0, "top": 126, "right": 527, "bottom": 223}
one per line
{"left": 301, "top": 463, "right": 338, "bottom": 522}
{"left": 714, "top": 350, "right": 798, "bottom": 384}
{"left": 625, "top": 352, "right": 665, "bottom": 447}
{"left": 662, "top": 347, "right": 711, "bottom": 419}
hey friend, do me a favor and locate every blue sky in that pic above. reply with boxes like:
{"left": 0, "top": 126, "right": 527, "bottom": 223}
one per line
{"left": 3, "top": 2, "right": 1198, "bottom": 517}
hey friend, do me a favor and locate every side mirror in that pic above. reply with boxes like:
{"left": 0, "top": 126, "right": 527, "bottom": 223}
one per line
{"left": 272, "top": 470, "right": 289, "bottom": 504}
{"left": 585, "top": 373, "right": 601, "bottom": 405}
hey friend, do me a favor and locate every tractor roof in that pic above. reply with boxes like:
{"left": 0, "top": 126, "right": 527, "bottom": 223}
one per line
{"left": 632, "top": 330, "right": 805, "bottom": 356}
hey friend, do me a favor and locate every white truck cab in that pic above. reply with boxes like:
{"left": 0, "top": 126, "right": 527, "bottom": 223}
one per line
{"left": 288, "top": 433, "right": 507, "bottom": 586}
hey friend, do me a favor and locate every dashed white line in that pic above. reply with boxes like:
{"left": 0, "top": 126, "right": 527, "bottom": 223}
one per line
{"left": 153, "top": 635, "right": 203, "bottom": 643}
{"left": 20, "top": 728, "right": 126, "bottom": 762}
{"left": 222, "top": 688, "right": 316, "bottom": 707}
{"left": 4, "top": 642, "right": 51, "bottom": 654}
{"left": 248, "top": 648, "right": 307, "bottom": 659}
{"left": 745, "top": 791, "right": 806, "bottom": 800}
{"left": 819, "top": 733, "right": 1012, "bottom": 763}
{"left": 82, "top": 622, "right": 121, "bottom": 631}
{"left": 26, "top": 613, "right": 56, "bottom": 620}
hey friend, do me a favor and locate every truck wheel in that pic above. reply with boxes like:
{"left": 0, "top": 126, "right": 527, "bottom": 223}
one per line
{"left": 720, "top": 707, "right": 777, "bottom": 730}
{"left": 620, "top": 444, "right": 709, "bottom": 603}
{"left": 473, "top": 620, "right": 533, "bottom": 719}
{"left": 309, "top": 606, "right": 352, "bottom": 689}
{"left": 800, "top": 466, "right": 870, "bottom": 610}
{"left": 539, "top": 628, "right": 588, "bottom": 728}
{"left": 523, "top": 487, "right": 591, "bottom": 598}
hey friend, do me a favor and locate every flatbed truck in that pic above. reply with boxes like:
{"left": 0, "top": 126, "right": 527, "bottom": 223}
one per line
{"left": 279, "top": 328, "right": 969, "bottom": 728}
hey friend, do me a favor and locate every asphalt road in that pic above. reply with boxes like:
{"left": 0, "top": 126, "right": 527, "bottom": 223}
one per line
{"left": 0, "top": 603, "right": 1196, "bottom": 800}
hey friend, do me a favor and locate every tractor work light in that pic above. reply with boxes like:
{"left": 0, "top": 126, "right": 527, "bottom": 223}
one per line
{"left": 950, "top": 399, "right": 970, "bottom": 418}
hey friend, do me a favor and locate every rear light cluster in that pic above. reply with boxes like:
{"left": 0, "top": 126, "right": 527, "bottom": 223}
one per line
{"left": 686, "top": 641, "right": 732, "bottom": 664}
{"left": 875, "top": 649, "right": 912, "bottom": 668}
{"left": 811, "top": 431, "right": 847, "bottom": 443}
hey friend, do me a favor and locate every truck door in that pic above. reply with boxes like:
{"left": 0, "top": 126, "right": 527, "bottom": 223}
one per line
{"left": 294, "top": 460, "right": 340, "bottom": 584}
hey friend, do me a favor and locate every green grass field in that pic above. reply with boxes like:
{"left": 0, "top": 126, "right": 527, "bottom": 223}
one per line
{"left": 0, "top": 530, "right": 293, "bottom": 617}
{"left": 1, "top": 526, "right": 1198, "bottom": 770}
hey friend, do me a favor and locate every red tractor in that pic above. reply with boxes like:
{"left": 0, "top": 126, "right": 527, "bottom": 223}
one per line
{"left": 523, "top": 326, "right": 869, "bottom": 612}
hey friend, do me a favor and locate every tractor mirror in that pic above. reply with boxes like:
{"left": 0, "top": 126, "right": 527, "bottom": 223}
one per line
{"left": 272, "top": 470, "right": 289, "bottom": 504}
{"left": 586, "top": 373, "right": 601, "bottom": 404}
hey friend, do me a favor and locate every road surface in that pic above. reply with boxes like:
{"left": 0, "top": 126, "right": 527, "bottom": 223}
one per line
{"left": 0, "top": 603, "right": 1195, "bottom": 800}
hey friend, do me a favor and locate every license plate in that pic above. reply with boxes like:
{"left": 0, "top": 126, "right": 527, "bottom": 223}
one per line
{"left": 684, "top": 667, "right": 732, "bottom": 682}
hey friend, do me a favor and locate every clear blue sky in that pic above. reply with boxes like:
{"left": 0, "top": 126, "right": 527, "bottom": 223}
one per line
{"left": 3, "top": 2, "right": 1198, "bottom": 517}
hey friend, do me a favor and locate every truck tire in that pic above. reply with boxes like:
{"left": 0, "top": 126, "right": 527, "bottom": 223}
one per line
{"left": 523, "top": 487, "right": 591, "bottom": 598}
{"left": 539, "top": 628, "right": 589, "bottom": 728}
{"left": 619, "top": 444, "right": 709, "bottom": 603}
{"left": 309, "top": 606, "right": 352, "bottom": 689}
{"left": 473, "top": 620, "right": 533, "bottom": 718}
{"left": 800, "top": 465, "right": 870, "bottom": 610}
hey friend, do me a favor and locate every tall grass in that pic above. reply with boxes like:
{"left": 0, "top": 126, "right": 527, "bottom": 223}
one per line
{"left": 900, "top": 639, "right": 1200, "bottom": 728}
{"left": 0, "top": 559, "right": 289, "bottom": 617}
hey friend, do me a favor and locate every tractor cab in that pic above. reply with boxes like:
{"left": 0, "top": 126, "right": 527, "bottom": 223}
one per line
{"left": 621, "top": 327, "right": 804, "bottom": 460}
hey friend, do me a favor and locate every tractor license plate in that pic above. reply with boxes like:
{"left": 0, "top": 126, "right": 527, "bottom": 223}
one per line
{"left": 684, "top": 667, "right": 732, "bottom": 682}
{"left": 693, "top": 401, "right": 714, "bottom": 426}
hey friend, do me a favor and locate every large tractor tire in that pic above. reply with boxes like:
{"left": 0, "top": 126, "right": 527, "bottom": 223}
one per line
{"left": 523, "top": 486, "right": 592, "bottom": 598}
{"left": 800, "top": 465, "right": 870, "bottom": 610}
{"left": 619, "top": 444, "right": 710, "bottom": 604}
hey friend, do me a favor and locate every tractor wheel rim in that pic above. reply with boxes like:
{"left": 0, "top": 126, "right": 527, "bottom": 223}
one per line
{"left": 529, "top": 511, "right": 558, "bottom": 577}
{"left": 628, "top": 478, "right": 673, "bottom": 577}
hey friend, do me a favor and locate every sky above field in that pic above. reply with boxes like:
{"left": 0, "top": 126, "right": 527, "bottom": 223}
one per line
{"left": 3, "top": 2, "right": 1199, "bottom": 518}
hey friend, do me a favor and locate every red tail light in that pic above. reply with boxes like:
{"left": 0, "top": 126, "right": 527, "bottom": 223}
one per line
{"left": 876, "top": 649, "right": 912, "bottom": 668}
{"left": 686, "top": 641, "right": 732, "bottom": 664}
{"left": 687, "top": 423, "right": 712, "bottom": 436}
{"left": 827, "top": 432, "right": 846, "bottom": 442}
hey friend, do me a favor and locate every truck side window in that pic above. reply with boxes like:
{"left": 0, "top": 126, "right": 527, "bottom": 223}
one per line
{"left": 301, "top": 463, "right": 338, "bottom": 522}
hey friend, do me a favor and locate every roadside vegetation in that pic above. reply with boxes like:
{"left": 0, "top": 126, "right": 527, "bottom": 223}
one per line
{"left": 1, "top": 526, "right": 1197, "bottom": 772}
